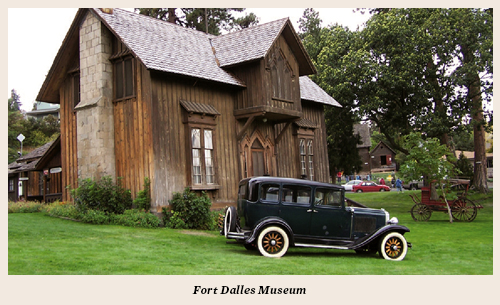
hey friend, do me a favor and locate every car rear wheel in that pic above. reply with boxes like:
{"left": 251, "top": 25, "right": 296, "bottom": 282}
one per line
{"left": 224, "top": 206, "right": 236, "bottom": 237}
{"left": 379, "top": 232, "right": 408, "bottom": 261}
{"left": 257, "top": 226, "right": 289, "bottom": 258}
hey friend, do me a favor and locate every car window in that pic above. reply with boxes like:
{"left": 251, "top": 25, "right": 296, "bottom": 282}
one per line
{"left": 282, "top": 184, "right": 311, "bottom": 205}
{"left": 314, "top": 188, "right": 343, "bottom": 207}
{"left": 260, "top": 183, "right": 280, "bottom": 203}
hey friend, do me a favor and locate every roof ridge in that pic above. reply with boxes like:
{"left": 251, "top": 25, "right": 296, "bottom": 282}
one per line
{"left": 103, "top": 8, "right": 217, "bottom": 38}
{"left": 217, "top": 17, "right": 289, "bottom": 38}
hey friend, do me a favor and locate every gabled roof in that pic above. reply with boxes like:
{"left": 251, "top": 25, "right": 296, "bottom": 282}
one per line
{"left": 9, "top": 137, "right": 61, "bottom": 173}
{"left": 370, "top": 141, "right": 397, "bottom": 155}
{"left": 93, "top": 8, "right": 246, "bottom": 87}
{"left": 211, "top": 18, "right": 316, "bottom": 75}
{"left": 299, "top": 76, "right": 341, "bottom": 107}
{"left": 38, "top": 9, "right": 334, "bottom": 106}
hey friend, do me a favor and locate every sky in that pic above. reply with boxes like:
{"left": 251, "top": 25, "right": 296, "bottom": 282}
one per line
{"left": 7, "top": 7, "right": 371, "bottom": 112}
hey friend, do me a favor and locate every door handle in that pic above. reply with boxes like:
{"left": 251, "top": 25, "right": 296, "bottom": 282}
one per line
{"left": 307, "top": 209, "right": 318, "bottom": 213}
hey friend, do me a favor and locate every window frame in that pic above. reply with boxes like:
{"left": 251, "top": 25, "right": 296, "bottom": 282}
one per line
{"left": 112, "top": 55, "right": 136, "bottom": 102}
{"left": 181, "top": 105, "right": 220, "bottom": 191}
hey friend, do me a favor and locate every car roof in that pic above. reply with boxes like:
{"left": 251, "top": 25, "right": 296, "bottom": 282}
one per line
{"left": 241, "top": 176, "right": 343, "bottom": 190}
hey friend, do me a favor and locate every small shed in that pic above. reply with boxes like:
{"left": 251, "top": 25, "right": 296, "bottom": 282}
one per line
{"left": 369, "top": 141, "right": 397, "bottom": 173}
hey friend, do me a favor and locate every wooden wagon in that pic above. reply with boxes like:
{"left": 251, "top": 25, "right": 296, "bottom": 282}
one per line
{"left": 408, "top": 180, "right": 483, "bottom": 222}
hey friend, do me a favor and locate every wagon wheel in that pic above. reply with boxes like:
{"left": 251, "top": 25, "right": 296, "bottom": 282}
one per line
{"left": 411, "top": 204, "right": 432, "bottom": 221}
{"left": 451, "top": 198, "right": 478, "bottom": 222}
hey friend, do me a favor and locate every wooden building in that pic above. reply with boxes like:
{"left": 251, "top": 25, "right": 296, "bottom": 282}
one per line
{"left": 353, "top": 124, "right": 372, "bottom": 174}
{"left": 36, "top": 8, "right": 341, "bottom": 211}
{"left": 369, "top": 141, "right": 398, "bottom": 173}
{"left": 8, "top": 137, "right": 63, "bottom": 203}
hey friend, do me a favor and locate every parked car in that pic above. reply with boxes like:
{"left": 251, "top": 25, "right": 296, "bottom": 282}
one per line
{"left": 403, "top": 180, "right": 424, "bottom": 190}
{"left": 352, "top": 181, "right": 391, "bottom": 193}
{"left": 341, "top": 180, "right": 363, "bottom": 191}
{"left": 222, "top": 177, "right": 411, "bottom": 260}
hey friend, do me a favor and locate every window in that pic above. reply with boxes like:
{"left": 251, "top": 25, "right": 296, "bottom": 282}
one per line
{"left": 270, "top": 51, "right": 294, "bottom": 101}
{"left": 299, "top": 139, "right": 314, "bottom": 180}
{"left": 191, "top": 128, "right": 215, "bottom": 185}
{"left": 114, "top": 57, "right": 135, "bottom": 100}
{"left": 9, "top": 179, "right": 14, "bottom": 192}
{"left": 260, "top": 183, "right": 280, "bottom": 203}
{"left": 181, "top": 101, "right": 220, "bottom": 189}
{"left": 282, "top": 184, "right": 311, "bottom": 205}
{"left": 314, "top": 188, "right": 343, "bottom": 207}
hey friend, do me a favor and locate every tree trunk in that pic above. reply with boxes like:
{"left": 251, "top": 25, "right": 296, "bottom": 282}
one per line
{"left": 462, "top": 44, "right": 489, "bottom": 193}
{"left": 469, "top": 72, "right": 489, "bottom": 193}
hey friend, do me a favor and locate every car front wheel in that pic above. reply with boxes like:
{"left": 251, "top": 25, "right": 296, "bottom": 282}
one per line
{"left": 257, "top": 226, "right": 289, "bottom": 258}
{"left": 379, "top": 232, "right": 408, "bottom": 261}
{"left": 356, "top": 189, "right": 363, "bottom": 193}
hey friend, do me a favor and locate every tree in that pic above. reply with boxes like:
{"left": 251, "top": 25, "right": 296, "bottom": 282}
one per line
{"left": 298, "top": 9, "right": 363, "bottom": 176}
{"left": 135, "top": 8, "right": 258, "bottom": 35}
{"left": 399, "top": 132, "right": 458, "bottom": 223}
{"left": 7, "top": 90, "right": 60, "bottom": 163}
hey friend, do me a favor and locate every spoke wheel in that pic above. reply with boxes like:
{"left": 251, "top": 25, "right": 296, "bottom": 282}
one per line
{"left": 379, "top": 232, "right": 408, "bottom": 261}
{"left": 411, "top": 204, "right": 432, "bottom": 221}
{"left": 224, "top": 206, "right": 236, "bottom": 237}
{"left": 451, "top": 198, "right": 478, "bottom": 222}
{"left": 257, "top": 226, "right": 289, "bottom": 258}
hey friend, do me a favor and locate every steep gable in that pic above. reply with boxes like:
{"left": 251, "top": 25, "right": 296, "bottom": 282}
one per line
{"left": 93, "top": 8, "right": 246, "bottom": 87}
{"left": 212, "top": 18, "right": 315, "bottom": 76}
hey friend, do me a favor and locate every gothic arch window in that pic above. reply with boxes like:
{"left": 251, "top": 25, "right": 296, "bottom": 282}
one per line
{"left": 240, "top": 131, "right": 275, "bottom": 178}
{"left": 269, "top": 49, "right": 294, "bottom": 102}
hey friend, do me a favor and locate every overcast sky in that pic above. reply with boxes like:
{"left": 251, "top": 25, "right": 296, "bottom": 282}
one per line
{"left": 7, "top": 7, "right": 370, "bottom": 112}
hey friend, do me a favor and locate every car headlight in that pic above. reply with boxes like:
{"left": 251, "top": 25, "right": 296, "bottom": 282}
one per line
{"left": 388, "top": 217, "right": 399, "bottom": 224}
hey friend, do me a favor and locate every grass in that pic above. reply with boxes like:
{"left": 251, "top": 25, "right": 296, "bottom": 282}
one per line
{"left": 8, "top": 190, "right": 493, "bottom": 275}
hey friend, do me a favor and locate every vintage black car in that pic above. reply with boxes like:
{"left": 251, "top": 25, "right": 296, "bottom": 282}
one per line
{"left": 222, "top": 177, "right": 411, "bottom": 261}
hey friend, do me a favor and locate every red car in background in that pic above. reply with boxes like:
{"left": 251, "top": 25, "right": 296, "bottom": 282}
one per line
{"left": 352, "top": 181, "right": 391, "bottom": 193}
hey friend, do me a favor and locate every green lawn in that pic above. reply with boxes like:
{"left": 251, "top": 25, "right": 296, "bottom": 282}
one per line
{"left": 8, "top": 190, "right": 493, "bottom": 275}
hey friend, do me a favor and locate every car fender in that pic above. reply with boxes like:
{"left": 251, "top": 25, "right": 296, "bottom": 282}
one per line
{"left": 246, "top": 217, "right": 294, "bottom": 245}
{"left": 353, "top": 224, "right": 410, "bottom": 249}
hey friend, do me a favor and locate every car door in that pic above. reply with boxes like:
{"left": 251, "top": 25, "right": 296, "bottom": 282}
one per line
{"left": 278, "top": 184, "right": 313, "bottom": 236}
{"left": 309, "top": 187, "right": 352, "bottom": 240}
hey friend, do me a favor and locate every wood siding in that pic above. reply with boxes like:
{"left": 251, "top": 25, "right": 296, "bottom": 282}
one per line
{"left": 301, "top": 102, "right": 331, "bottom": 183}
{"left": 231, "top": 36, "right": 301, "bottom": 120}
{"left": 150, "top": 73, "right": 240, "bottom": 209}
{"left": 113, "top": 62, "right": 153, "bottom": 202}
{"left": 59, "top": 77, "right": 79, "bottom": 201}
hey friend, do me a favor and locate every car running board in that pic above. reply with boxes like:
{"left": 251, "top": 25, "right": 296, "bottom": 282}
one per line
{"left": 294, "top": 243, "right": 349, "bottom": 250}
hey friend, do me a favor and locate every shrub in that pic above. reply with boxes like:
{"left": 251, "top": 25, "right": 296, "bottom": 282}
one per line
{"left": 112, "top": 209, "right": 161, "bottom": 228}
{"left": 79, "top": 209, "right": 111, "bottom": 225}
{"left": 168, "top": 188, "right": 212, "bottom": 230}
{"left": 133, "top": 178, "right": 151, "bottom": 211}
{"left": 8, "top": 201, "right": 44, "bottom": 213}
{"left": 43, "top": 201, "right": 79, "bottom": 219}
{"left": 70, "top": 176, "right": 132, "bottom": 214}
